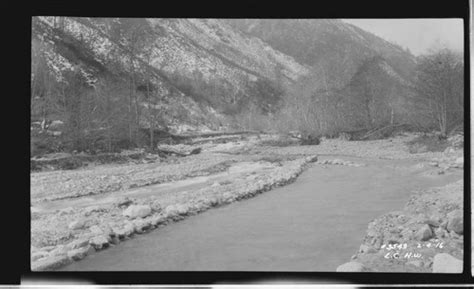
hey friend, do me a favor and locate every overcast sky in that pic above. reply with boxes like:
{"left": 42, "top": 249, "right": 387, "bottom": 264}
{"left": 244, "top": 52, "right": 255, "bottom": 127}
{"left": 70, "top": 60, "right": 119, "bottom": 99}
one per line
{"left": 342, "top": 19, "right": 463, "bottom": 56}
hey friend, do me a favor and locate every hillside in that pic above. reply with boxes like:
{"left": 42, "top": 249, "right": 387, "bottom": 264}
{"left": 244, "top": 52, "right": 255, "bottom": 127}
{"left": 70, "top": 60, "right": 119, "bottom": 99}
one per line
{"left": 31, "top": 17, "right": 421, "bottom": 155}
{"left": 32, "top": 17, "right": 310, "bottom": 134}
{"left": 225, "top": 19, "right": 416, "bottom": 84}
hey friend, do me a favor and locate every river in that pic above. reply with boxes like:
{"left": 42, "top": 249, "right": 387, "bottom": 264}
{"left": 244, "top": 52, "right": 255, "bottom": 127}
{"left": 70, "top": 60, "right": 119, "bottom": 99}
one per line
{"left": 58, "top": 155, "right": 462, "bottom": 271}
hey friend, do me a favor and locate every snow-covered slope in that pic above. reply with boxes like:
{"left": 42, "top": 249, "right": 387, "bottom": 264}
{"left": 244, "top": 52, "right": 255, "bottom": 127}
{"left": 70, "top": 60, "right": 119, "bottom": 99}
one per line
{"left": 32, "top": 17, "right": 310, "bottom": 132}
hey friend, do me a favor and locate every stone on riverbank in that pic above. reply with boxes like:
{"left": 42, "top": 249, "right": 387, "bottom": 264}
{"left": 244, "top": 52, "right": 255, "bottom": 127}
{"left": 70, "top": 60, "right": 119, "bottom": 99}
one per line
{"left": 123, "top": 205, "right": 152, "bottom": 219}
{"left": 68, "top": 219, "right": 86, "bottom": 230}
{"left": 66, "top": 238, "right": 90, "bottom": 250}
{"left": 432, "top": 253, "right": 463, "bottom": 273}
{"left": 89, "top": 235, "right": 110, "bottom": 250}
{"left": 446, "top": 210, "right": 463, "bottom": 235}
{"left": 336, "top": 262, "right": 369, "bottom": 272}
{"left": 415, "top": 224, "right": 433, "bottom": 241}
{"left": 67, "top": 245, "right": 94, "bottom": 261}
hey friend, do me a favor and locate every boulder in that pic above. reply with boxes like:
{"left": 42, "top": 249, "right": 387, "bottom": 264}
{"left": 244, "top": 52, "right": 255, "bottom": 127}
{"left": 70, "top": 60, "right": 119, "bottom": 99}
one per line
{"left": 68, "top": 219, "right": 86, "bottom": 230}
{"left": 123, "top": 205, "right": 152, "bottom": 219}
{"left": 66, "top": 238, "right": 89, "bottom": 250}
{"left": 132, "top": 219, "right": 151, "bottom": 233}
{"left": 336, "top": 262, "right": 369, "bottom": 272}
{"left": 89, "top": 225, "right": 104, "bottom": 235}
{"left": 447, "top": 210, "right": 463, "bottom": 234}
{"left": 89, "top": 235, "right": 110, "bottom": 250}
{"left": 151, "top": 215, "right": 166, "bottom": 226}
{"left": 151, "top": 200, "right": 162, "bottom": 212}
{"left": 67, "top": 245, "right": 94, "bottom": 261}
{"left": 432, "top": 253, "right": 463, "bottom": 273}
{"left": 415, "top": 224, "right": 433, "bottom": 241}
{"left": 164, "top": 204, "right": 188, "bottom": 217}
{"left": 113, "top": 224, "right": 135, "bottom": 238}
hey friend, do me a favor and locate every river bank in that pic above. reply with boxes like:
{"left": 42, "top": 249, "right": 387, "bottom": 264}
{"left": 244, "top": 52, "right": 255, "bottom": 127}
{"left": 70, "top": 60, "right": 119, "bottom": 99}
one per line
{"left": 337, "top": 176, "right": 464, "bottom": 273}
{"left": 31, "top": 132, "right": 464, "bottom": 271}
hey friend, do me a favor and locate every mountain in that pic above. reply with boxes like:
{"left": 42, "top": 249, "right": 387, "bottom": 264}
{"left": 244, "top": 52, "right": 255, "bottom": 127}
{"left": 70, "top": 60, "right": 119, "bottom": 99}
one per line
{"left": 32, "top": 17, "right": 310, "bottom": 133}
{"left": 225, "top": 19, "right": 417, "bottom": 130}
{"left": 225, "top": 19, "right": 416, "bottom": 89}
{"left": 32, "top": 17, "right": 418, "bottom": 140}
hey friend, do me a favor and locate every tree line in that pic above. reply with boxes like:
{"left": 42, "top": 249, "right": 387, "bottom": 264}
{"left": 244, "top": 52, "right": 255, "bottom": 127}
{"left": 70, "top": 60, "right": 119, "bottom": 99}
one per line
{"left": 31, "top": 17, "right": 464, "bottom": 156}
{"left": 236, "top": 47, "right": 464, "bottom": 140}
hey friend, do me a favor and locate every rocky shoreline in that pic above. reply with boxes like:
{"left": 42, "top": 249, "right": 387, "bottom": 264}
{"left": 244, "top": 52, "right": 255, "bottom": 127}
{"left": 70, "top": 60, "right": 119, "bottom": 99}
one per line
{"left": 31, "top": 132, "right": 464, "bottom": 272}
{"left": 337, "top": 178, "right": 463, "bottom": 273}
{"left": 31, "top": 155, "right": 318, "bottom": 271}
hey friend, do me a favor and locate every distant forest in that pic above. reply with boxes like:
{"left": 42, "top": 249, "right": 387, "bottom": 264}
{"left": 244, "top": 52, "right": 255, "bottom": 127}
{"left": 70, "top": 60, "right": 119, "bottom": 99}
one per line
{"left": 31, "top": 18, "right": 464, "bottom": 155}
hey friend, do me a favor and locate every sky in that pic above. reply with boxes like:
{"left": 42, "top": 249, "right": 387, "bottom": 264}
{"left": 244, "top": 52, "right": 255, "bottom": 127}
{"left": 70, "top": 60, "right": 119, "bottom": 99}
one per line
{"left": 342, "top": 19, "right": 464, "bottom": 56}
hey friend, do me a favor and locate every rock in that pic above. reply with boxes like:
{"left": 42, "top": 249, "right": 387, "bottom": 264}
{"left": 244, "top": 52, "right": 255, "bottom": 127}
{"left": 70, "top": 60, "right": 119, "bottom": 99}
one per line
{"left": 434, "top": 227, "right": 447, "bottom": 238}
{"left": 423, "top": 218, "right": 440, "bottom": 227}
{"left": 432, "top": 253, "right": 463, "bottom": 273}
{"left": 336, "top": 262, "right": 369, "bottom": 272}
{"left": 444, "top": 147, "right": 455, "bottom": 154}
{"left": 454, "top": 157, "right": 463, "bottom": 165}
{"left": 424, "top": 260, "right": 433, "bottom": 269}
{"left": 132, "top": 219, "right": 151, "bottom": 233}
{"left": 406, "top": 260, "right": 423, "bottom": 267}
{"left": 113, "top": 224, "right": 134, "bottom": 238}
{"left": 123, "top": 205, "right": 152, "bottom": 219}
{"left": 164, "top": 204, "right": 188, "bottom": 217}
{"left": 429, "top": 162, "right": 439, "bottom": 167}
{"left": 150, "top": 200, "right": 162, "bottom": 212}
{"left": 49, "top": 245, "right": 68, "bottom": 256}
{"left": 31, "top": 251, "right": 49, "bottom": 262}
{"left": 67, "top": 245, "right": 94, "bottom": 261}
{"left": 66, "top": 238, "right": 89, "bottom": 250}
{"left": 31, "top": 255, "right": 71, "bottom": 271}
{"left": 84, "top": 205, "right": 107, "bottom": 215}
{"left": 415, "top": 224, "right": 433, "bottom": 241}
{"left": 150, "top": 215, "right": 166, "bottom": 226}
{"left": 31, "top": 206, "right": 41, "bottom": 214}
{"left": 89, "top": 235, "right": 110, "bottom": 250}
{"left": 115, "top": 197, "right": 134, "bottom": 208}
{"left": 359, "top": 244, "right": 377, "bottom": 254}
{"left": 447, "top": 210, "right": 463, "bottom": 234}
{"left": 68, "top": 219, "right": 86, "bottom": 230}
{"left": 397, "top": 215, "right": 408, "bottom": 224}
{"left": 58, "top": 207, "right": 75, "bottom": 216}
{"left": 89, "top": 225, "right": 104, "bottom": 235}
{"left": 109, "top": 236, "right": 120, "bottom": 245}
{"left": 440, "top": 220, "right": 448, "bottom": 229}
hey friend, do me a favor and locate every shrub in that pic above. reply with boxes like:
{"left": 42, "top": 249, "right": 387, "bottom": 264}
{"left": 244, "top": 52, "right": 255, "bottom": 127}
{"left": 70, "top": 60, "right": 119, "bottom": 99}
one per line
{"left": 406, "top": 134, "right": 449, "bottom": 154}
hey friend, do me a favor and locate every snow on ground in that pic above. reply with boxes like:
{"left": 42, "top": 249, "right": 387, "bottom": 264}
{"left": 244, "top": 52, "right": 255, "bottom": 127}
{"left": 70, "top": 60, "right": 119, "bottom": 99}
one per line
{"left": 30, "top": 132, "right": 463, "bottom": 271}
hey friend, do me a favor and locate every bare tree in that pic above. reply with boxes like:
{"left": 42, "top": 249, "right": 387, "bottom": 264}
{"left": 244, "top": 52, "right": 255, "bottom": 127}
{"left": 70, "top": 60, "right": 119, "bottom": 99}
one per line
{"left": 413, "top": 48, "right": 464, "bottom": 136}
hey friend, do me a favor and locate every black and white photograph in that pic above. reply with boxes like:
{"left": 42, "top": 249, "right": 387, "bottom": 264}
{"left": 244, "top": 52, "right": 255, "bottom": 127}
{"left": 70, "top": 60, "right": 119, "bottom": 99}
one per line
{"left": 29, "top": 14, "right": 466, "bottom": 277}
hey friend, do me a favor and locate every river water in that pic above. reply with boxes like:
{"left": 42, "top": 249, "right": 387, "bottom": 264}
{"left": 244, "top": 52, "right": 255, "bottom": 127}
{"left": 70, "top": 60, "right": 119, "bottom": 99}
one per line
{"left": 59, "top": 155, "right": 462, "bottom": 271}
